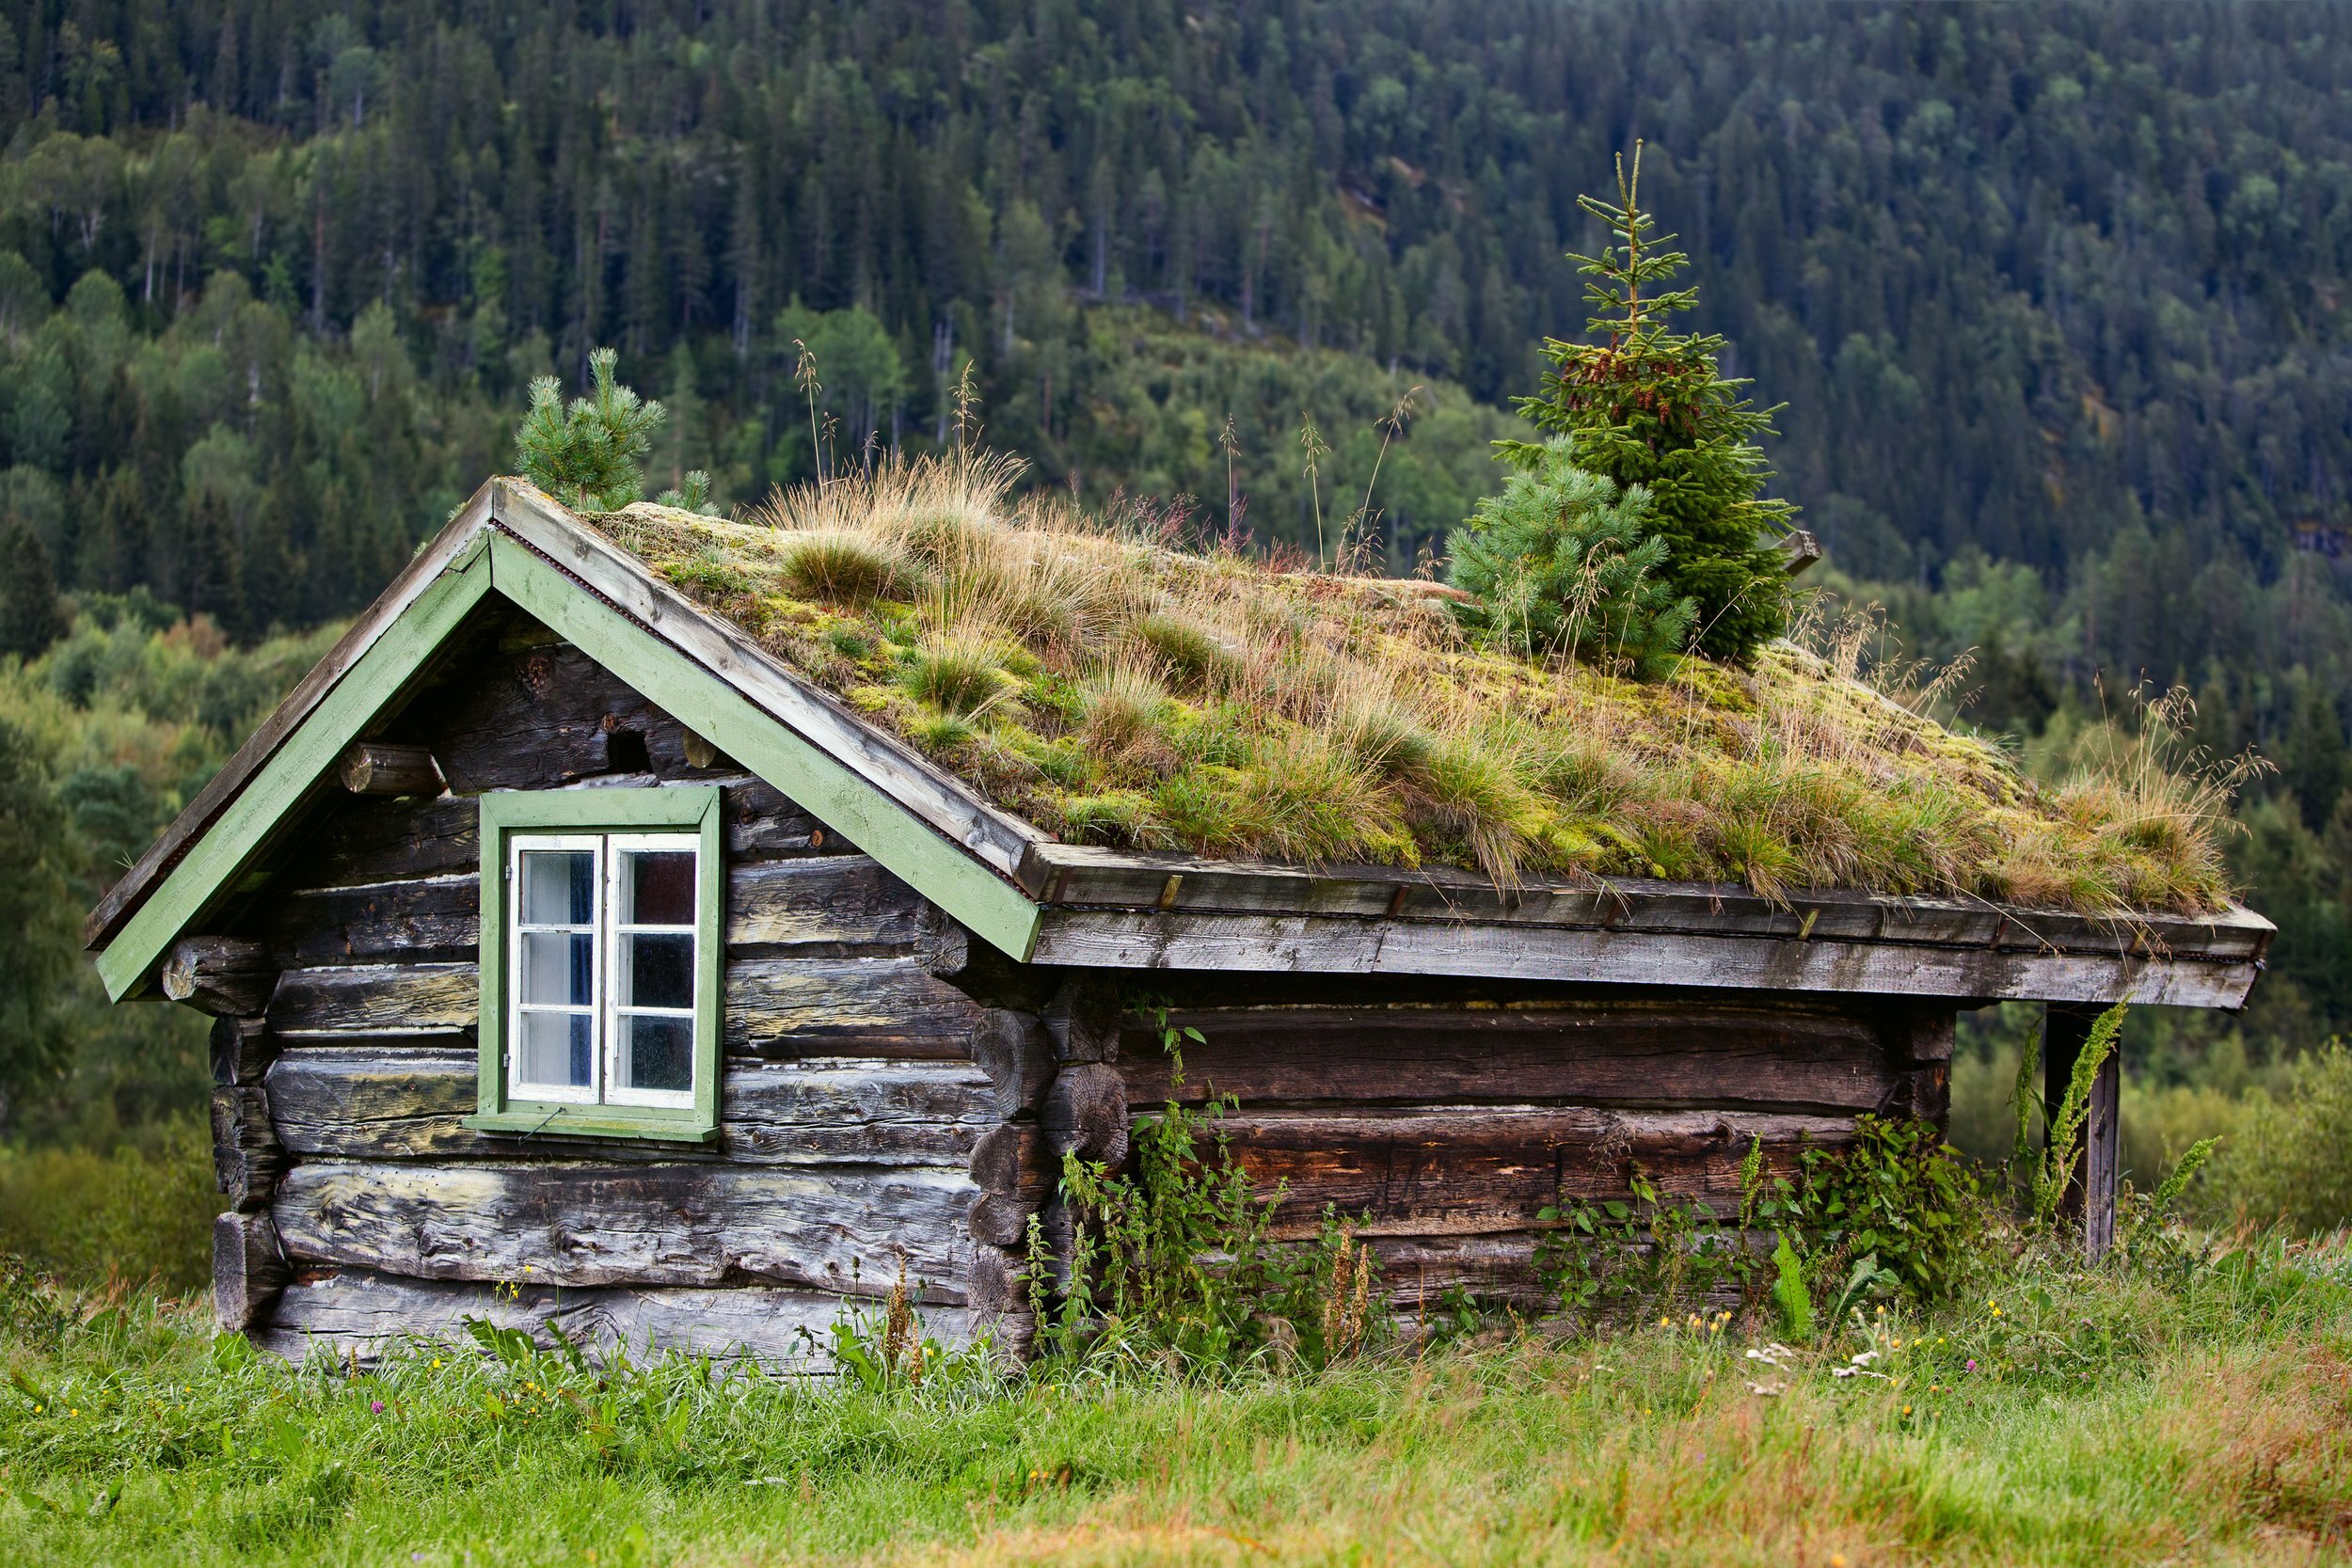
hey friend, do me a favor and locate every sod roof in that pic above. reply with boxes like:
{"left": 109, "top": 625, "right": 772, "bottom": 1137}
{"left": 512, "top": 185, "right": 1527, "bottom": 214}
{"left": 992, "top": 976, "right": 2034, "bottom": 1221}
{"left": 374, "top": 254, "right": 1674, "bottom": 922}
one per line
{"left": 594, "top": 458, "right": 2239, "bottom": 921}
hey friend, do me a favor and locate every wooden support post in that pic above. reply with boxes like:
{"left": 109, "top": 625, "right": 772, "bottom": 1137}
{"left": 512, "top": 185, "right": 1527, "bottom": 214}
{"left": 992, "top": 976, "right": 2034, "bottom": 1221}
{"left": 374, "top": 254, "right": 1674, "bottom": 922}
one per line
{"left": 2043, "top": 1002, "right": 2121, "bottom": 1260}
{"left": 337, "top": 741, "right": 446, "bottom": 797}
{"left": 214, "top": 1211, "right": 289, "bottom": 1332}
{"left": 163, "top": 937, "right": 277, "bottom": 1018}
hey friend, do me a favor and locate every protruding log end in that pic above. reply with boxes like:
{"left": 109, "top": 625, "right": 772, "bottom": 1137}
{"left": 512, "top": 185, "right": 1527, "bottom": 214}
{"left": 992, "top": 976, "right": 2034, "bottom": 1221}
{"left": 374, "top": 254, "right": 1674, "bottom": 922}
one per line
{"left": 164, "top": 937, "right": 276, "bottom": 1018}
{"left": 337, "top": 742, "right": 446, "bottom": 797}
{"left": 1043, "top": 1063, "right": 1130, "bottom": 1167}
{"left": 214, "top": 1211, "right": 288, "bottom": 1333}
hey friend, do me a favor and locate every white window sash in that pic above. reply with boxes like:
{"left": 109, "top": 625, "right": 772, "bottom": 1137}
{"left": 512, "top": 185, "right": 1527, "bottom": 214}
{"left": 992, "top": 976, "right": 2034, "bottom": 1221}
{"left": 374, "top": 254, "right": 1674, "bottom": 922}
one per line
{"left": 601, "top": 831, "right": 701, "bottom": 1111}
{"left": 507, "top": 832, "right": 604, "bottom": 1104}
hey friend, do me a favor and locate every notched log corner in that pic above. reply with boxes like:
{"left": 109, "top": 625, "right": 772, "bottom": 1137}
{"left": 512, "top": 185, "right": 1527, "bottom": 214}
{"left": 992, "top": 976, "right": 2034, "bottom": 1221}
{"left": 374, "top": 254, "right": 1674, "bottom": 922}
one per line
{"left": 967, "top": 1010, "right": 1054, "bottom": 1117}
{"left": 211, "top": 1085, "right": 287, "bottom": 1211}
{"left": 214, "top": 1211, "right": 289, "bottom": 1333}
{"left": 164, "top": 936, "right": 276, "bottom": 1019}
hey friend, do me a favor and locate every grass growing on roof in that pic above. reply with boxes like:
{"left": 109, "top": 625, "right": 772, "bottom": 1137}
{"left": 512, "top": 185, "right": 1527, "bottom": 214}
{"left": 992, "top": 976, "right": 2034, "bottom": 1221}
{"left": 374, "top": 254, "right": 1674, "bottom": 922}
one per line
{"left": 593, "top": 455, "right": 2242, "bottom": 916}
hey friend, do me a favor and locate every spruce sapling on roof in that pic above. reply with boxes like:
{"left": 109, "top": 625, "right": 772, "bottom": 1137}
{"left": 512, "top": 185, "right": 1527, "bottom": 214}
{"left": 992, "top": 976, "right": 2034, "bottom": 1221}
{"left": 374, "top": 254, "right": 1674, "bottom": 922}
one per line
{"left": 1500, "top": 143, "right": 1799, "bottom": 663}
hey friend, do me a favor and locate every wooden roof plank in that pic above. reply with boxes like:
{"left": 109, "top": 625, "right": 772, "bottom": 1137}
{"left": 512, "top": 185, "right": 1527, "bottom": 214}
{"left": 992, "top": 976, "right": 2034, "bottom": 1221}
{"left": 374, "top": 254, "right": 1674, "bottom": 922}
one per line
{"left": 1022, "top": 845, "right": 2271, "bottom": 963}
{"left": 490, "top": 483, "right": 1043, "bottom": 879}
{"left": 483, "top": 530, "right": 1041, "bottom": 961}
{"left": 93, "top": 540, "right": 498, "bottom": 999}
{"left": 85, "top": 486, "right": 501, "bottom": 950}
{"left": 1028, "top": 910, "right": 2261, "bottom": 1009}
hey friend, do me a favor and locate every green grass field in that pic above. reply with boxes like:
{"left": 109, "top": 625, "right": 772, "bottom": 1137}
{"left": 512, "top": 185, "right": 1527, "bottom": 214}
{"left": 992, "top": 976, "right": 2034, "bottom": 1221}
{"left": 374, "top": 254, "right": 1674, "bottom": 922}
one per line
{"left": 2, "top": 1230, "right": 2348, "bottom": 1568}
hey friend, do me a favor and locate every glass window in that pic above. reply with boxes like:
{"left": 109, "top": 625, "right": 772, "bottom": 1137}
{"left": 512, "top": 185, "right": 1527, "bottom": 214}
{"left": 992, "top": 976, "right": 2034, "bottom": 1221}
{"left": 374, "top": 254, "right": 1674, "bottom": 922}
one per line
{"left": 504, "top": 831, "right": 705, "bottom": 1111}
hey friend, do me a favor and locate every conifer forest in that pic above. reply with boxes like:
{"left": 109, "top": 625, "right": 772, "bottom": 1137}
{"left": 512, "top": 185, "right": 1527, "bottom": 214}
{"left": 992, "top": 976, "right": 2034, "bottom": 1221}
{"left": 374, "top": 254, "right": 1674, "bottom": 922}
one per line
{"left": 0, "top": 1, "right": 2349, "bottom": 1154}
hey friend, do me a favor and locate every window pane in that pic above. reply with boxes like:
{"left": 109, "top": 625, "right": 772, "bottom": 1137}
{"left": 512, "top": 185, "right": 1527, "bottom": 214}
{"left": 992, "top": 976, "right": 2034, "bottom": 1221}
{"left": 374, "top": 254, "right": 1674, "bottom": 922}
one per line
{"left": 616, "top": 932, "right": 693, "bottom": 1010}
{"left": 520, "top": 849, "right": 596, "bottom": 926}
{"left": 519, "top": 931, "right": 595, "bottom": 1006}
{"left": 617, "top": 1014, "right": 694, "bottom": 1093}
{"left": 621, "top": 849, "right": 695, "bottom": 926}
{"left": 517, "top": 1011, "right": 593, "bottom": 1088}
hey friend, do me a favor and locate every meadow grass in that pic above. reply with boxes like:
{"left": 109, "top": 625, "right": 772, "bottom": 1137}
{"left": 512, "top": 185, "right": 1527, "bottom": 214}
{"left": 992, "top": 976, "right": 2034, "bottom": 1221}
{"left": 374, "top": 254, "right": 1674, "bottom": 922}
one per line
{"left": 593, "top": 457, "right": 2242, "bottom": 915}
{"left": 2, "top": 1234, "right": 2347, "bottom": 1567}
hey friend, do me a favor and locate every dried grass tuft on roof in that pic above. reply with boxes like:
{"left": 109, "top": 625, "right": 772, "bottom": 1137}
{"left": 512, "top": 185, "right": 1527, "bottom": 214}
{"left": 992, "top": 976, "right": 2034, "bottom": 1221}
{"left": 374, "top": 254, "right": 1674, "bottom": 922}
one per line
{"left": 595, "top": 455, "right": 2242, "bottom": 916}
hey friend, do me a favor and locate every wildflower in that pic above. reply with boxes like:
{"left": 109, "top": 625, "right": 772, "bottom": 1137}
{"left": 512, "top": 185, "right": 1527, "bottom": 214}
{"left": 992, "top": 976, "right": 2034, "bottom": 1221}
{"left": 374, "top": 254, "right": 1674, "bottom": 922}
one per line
{"left": 1902, "top": 1405, "right": 1913, "bottom": 1415}
{"left": 371, "top": 1400, "right": 386, "bottom": 1415}
{"left": 1964, "top": 1359, "right": 1979, "bottom": 1373}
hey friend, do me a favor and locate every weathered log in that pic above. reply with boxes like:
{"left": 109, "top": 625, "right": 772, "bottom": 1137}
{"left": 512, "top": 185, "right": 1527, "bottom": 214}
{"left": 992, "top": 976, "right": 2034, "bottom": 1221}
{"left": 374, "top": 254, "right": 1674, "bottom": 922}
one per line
{"left": 967, "top": 1124, "right": 1055, "bottom": 1245}
{"left": 268, "top": 953, "right": 992, "bottom": 1050}
{"left": 210, "top": 1085, "right": 286, "bottom": 1211}
{"left": 1193, "top": 1106, "right": 1852, "bottom": 1238}
{"left": 163, "top": 937, "right": 276, "bottom": 1018}
{"left": 1041, "top": 974, "right": 1122, "bottom": 1063}
{"left": 214, "top": 1211, "right": 289, "bottom": 1332}
{"left": 266, "top": 1048, "right": 1001, "bottom": 1165}
{"left": 209, "top": 1016, "right": 275, "bottom": 1086}
{"left": 271, "top": 1161, "right": 983, "bottom": 1303}
{"left": 962, "top": 1244, "right": 1030, "bottom": 1316}
{"left": 261, "top": 854, "right": 930, "bottom": 969}
{"left": 725, "top": 956, "right": 991, "bottom": 1057}
{"left": 269, "top": 963, "right": 476, "bottom": 1037}
{"left": 725, "top": 857, "right": 929, "bottom": 953}
{"left": 260, "top": 876, "right": 481, "bottom": 968}
{"left": 1042, "top": 1063, "right": 1129, "bottom": 1165}
{"left": 338, "top": 742, "right": 447, "bottom": 797}
{"left": 422, "top": 641, "right": 683, "bottom": 792}
{"left": 967, "top": 1009, "right": 1054, "bottom": 1116}
{"left": 1110, "top": 1004, "right": 1910, "bottom": 1115}
{"left": 305, "top": 793, "right": 483, "bottom": 888}
{"left": 261, "top": 1269, "right": 1032, "bottom": 1369}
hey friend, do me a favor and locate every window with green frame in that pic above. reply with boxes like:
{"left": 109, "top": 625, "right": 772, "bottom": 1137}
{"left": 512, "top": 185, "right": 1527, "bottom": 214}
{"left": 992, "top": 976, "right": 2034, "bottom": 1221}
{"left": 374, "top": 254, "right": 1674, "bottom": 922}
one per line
{"left": 467, "top": 785, "right": 723, "bottom": 1142}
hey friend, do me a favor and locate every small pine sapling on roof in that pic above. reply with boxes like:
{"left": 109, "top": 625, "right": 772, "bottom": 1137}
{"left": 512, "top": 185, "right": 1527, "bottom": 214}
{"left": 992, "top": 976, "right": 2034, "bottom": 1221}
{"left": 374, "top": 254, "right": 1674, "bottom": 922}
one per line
{"left": 514, "top": 347, "right": 667, "bottom": 512}
{"left": 1501, "top": 142, "right": 1799, "bottom": 662}
{"left": 1446, "top": 438, "right": 1694, "bottom": 681}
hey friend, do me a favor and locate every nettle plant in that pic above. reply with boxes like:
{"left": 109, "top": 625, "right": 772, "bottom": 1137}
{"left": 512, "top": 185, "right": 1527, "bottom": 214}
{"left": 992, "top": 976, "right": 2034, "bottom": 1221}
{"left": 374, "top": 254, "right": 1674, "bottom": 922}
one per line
{"left": 1538, "top": 1115, "right": 1988, "bottom": 1338}
{"left": 1026, "top": 1005, "right": 1378, "bottom": 1374}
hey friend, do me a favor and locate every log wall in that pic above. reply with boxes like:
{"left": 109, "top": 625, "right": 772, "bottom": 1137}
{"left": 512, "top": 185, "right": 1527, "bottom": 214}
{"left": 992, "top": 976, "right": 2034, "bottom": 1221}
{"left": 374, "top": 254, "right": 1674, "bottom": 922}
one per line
{"left": 212, "top": 608, "right": 1032, "bottom": 1363}
{"left": 204, "top": 602, "right": 1960, "bottom": 1359}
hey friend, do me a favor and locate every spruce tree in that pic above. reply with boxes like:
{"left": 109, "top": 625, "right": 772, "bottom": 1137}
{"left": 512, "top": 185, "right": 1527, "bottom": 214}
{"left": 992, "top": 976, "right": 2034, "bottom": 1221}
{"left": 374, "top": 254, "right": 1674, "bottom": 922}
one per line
{"left": 1447, "top": 439, "right": 1694, "bottom": 681}
{"left": 514, "top": 347, "right": 666, "bottom": 512}
{"left": 1501, "top": 145, "right": 1798, "bottom": 662}
{"left": 0, "top": 524, "right": 69, "bottom": 660}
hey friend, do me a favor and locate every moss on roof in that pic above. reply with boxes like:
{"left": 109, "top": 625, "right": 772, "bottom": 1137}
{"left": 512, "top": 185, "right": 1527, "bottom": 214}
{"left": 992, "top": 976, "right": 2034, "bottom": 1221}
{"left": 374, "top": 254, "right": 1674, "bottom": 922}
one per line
{"left": 593, "top": 459, "right": 2236, "bottom": 918}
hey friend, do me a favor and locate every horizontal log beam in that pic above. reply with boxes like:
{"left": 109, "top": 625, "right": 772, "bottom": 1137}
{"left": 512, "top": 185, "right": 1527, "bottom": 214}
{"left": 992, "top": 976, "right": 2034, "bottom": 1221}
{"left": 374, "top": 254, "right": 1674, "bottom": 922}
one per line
{"left": 262, "top": 1270, "right": 1032, "bottom": 1370}
{"left": 1111, "top": 1003, "right": 1917, "bottom": 1114}
{"left": 271, "top": 1160, "right": 984, "bottom": 1303}
{"left": 266, "top": 1048, "right": 1001, "bottom": 1165}
{"left": 1022, "top": 844, "right": 2273, "bottom": 964}
{"left": 1188, "top": 1106, "right": 1852, "bottom": 1238}
{"left": 267, "top": 954, "right": 990, "bottom": 1049}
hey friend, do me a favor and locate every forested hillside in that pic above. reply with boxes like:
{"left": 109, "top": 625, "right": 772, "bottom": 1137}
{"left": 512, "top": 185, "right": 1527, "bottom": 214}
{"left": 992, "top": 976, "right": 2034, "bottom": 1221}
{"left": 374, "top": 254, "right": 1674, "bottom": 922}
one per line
{"left": 2, "top": 1, "right": 2350, "bottom": 1122}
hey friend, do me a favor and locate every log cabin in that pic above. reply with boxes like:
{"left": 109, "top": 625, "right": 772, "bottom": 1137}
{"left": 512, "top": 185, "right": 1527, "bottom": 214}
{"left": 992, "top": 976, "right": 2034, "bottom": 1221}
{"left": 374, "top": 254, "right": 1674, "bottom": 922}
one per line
{"left": 85, "top": 476, "right": 2273, "bottom": 1367}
